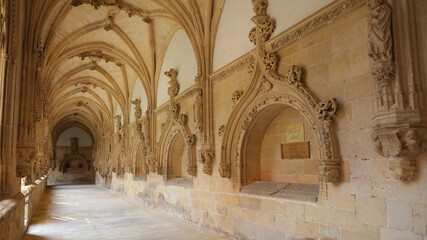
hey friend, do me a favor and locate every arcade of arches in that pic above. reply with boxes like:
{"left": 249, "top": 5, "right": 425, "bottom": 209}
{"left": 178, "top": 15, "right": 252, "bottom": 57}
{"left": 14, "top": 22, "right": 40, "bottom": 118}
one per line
{"left": 0, "top": 0, "right": 426, "bottom": 239}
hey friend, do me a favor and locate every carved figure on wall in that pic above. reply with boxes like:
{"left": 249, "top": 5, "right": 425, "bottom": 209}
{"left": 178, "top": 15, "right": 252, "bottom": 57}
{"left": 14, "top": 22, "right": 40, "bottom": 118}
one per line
{"left": 114, "top": 115, "right": 122, "bottom": 132}
{"left": 404, "top": 130, "right": 421, "bottom": 156}
{"left": 70, "top": 137, "right": 79, "bottom": 154}
{"left": 142, "top": 108, "right": 151, "bottom": 147}
{"left": 198, "top": 147, "right": 214, "bottom": 175}
{"left": 193, "top": 88, "right": 203, "bottom": 133}
{"left": 367, "top": 0, "right": 392, "bottom": 62}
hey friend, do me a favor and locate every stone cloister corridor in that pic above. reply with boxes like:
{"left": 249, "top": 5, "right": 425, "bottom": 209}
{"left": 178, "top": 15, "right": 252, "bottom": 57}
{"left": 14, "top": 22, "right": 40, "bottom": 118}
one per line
{"left": 24, "top": 185, "right": 229, "bottom": 240}
{"left": 1, "top": 0, "right": 426, "bottom": 240}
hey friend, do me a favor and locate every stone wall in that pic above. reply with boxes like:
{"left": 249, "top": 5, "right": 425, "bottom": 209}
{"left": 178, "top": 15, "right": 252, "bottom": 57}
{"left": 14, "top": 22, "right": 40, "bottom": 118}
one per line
{"left": 0, "top": 178, "right": 46, "bottom": 240}
{"left": 48, "top": 146, "right": 94, "bottom": 185}
{"left": 97, "top": 4, "right": 427, "bottom": 240}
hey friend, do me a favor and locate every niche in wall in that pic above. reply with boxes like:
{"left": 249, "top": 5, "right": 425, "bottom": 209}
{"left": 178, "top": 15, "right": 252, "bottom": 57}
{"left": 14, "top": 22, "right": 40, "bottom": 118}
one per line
{"left": 167, "top": 134, "right": 192, "bottom": 187}
{"left": 134, "top": 146, "right": 148, "bottom": 180}
{"left": 241, "top": 104, "right": 319, "bottom": 202}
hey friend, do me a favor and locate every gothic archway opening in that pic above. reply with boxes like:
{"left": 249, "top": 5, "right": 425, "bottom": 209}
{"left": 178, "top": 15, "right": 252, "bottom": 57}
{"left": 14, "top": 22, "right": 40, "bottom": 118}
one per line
{"left": 240, "top": 104, "right": 319, "bottom": 202}
{"left": 166, "top": 134, "right": 193, "bottom": 187}
{"left": 48, "top": 126, "right": 95, "bottom": 185}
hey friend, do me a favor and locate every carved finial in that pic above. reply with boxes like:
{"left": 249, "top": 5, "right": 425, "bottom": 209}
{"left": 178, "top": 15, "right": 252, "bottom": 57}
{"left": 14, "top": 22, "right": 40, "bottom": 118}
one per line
{"left": 249, "top": 0, "right": 275, "bottom": 45}
{"left": 165, "top": 69, "right": 180, "bottom": 97}
{"left": 131, "top": 99, "right": 142, "bottom": 119}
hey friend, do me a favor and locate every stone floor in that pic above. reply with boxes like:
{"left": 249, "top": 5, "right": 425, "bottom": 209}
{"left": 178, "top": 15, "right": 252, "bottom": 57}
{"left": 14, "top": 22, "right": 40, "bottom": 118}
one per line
{"left": 24, "top": 185, "right": 230, "bottom": 240}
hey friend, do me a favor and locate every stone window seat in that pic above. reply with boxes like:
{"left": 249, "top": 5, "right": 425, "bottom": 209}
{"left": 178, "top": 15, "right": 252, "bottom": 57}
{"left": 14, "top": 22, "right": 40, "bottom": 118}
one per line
{"left": 134, "top": 175, "right": 147, "bottom": 181}
{"left": 166, "top": 177, "right": 193, "bottom": 188}
{"left": 240, "top": 181, "right": 319, "bottom": 202}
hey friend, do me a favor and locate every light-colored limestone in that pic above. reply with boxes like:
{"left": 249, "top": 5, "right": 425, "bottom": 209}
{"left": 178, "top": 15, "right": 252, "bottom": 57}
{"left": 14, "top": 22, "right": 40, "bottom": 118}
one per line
{"left": 1, "top": 1, "right": 426, "bottom": 240}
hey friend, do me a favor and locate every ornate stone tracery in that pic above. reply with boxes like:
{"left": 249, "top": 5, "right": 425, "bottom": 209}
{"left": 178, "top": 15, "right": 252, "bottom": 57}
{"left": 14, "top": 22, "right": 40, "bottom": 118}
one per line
{"left": 219, "top": 0, "right": 342, "bottom": 184}
{"left": 157, "top": 69, "right": 197, "bottom": 178}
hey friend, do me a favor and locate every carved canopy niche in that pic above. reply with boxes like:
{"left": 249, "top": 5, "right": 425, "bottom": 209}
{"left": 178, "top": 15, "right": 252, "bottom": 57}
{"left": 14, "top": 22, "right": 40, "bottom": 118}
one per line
{"left": 219, "top": 0, "right": 341, "bottom": 187}
{"left": 156, "top": 69, "right": 197, "bottom": 178}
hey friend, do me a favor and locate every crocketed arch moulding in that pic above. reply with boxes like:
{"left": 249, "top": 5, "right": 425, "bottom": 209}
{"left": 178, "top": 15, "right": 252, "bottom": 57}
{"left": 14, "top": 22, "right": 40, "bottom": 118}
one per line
{"left": 219, "top": 0, "right": 341, "bottom": 186}
{"left": 159, "top": 124, "right": 197, "bottom": 179}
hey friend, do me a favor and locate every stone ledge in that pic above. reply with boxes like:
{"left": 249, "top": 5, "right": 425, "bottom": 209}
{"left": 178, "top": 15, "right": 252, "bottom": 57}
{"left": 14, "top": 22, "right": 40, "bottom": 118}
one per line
{"left": 135, "top": 175, "right": 147, "bottom": 181}
{"left": 240, "top": 181, "right": 319, "bottom": 202}
{"left": 166, "top": 178, "right": 193, "bottom": 188}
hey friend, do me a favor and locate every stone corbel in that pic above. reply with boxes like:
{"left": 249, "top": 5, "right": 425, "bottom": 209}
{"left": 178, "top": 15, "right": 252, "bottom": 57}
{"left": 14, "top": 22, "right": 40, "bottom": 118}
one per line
{"left": 372, "top": 128, "right": 426, "bottom": 181}
{"left": 197, "top": 144, "right": 214, "bottom": 175}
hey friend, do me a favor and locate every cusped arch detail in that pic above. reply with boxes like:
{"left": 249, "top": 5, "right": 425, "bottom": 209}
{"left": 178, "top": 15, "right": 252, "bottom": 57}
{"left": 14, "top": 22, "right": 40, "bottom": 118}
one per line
{"left": 220, "top": 65, "right": 341, "bottom": 186}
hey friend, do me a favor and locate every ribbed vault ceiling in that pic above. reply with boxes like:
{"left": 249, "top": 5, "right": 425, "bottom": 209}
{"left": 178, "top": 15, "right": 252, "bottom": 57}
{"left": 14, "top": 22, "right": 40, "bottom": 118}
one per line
{"left": 37, "top": 0, "right": 205, "bottom": 139}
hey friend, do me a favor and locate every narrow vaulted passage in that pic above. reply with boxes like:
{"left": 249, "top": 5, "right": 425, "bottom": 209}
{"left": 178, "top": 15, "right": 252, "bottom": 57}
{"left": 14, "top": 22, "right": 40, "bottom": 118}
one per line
{"left": 24, "top": 185, "right": 229, "bottom": 240}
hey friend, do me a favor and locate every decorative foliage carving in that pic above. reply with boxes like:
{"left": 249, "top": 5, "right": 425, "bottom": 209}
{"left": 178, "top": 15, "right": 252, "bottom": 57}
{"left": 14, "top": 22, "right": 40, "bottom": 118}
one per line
{"left": 371, "top": 130, "right": 425, "bottom": 181}
{"left": 270, "top": 0, "right": 366, "bottom": 50}
{"left": 185, "top": 134, "right": 196, "bottom": 146}
{"left": 262, "top": 52, "right": 278, "bottom": 73}
{"left": 249, "top": 0, "right": 275, "bottom": 45}
{"left": 70, "top": 0, "right": 150, "bottom": 18}
{"left": 211, "top": 54, "right": 255, "bottom": 82}
{"left": 131, "top": 99, "right": 142, "bottom": 120}
{"left": 232, "top": 90, "right": 244, "bottom": 105}
{"left": 103, "top": 9, "right": 118, "bottom": 31}
{"left": 316, "top": 99, "right": 340, "bottom": 124}
{"left": 72, "top": 50, "right": 122, "bottom": 67}
{"left": 259, "top": 78, "right": 273, "bottom": 94}
{"left": 161, "top": 69, "right": 198, "bottom": 177}
{"left": 249, "top": 16, "right": 275, "bottom": 45}
{"left": 286, "top": 65, "right": 304, "bottom": 86}
{"left": 218, "top": 125, "right": 225, "bottom": 137}
{"left": 371, "top": 64, "right": 395, "bottom": 85}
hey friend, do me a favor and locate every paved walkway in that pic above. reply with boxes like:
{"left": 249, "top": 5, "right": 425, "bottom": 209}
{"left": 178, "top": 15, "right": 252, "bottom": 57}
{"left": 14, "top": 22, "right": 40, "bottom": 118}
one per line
{"left": 24, "top": 185, "right": 230, "bottom": 240}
